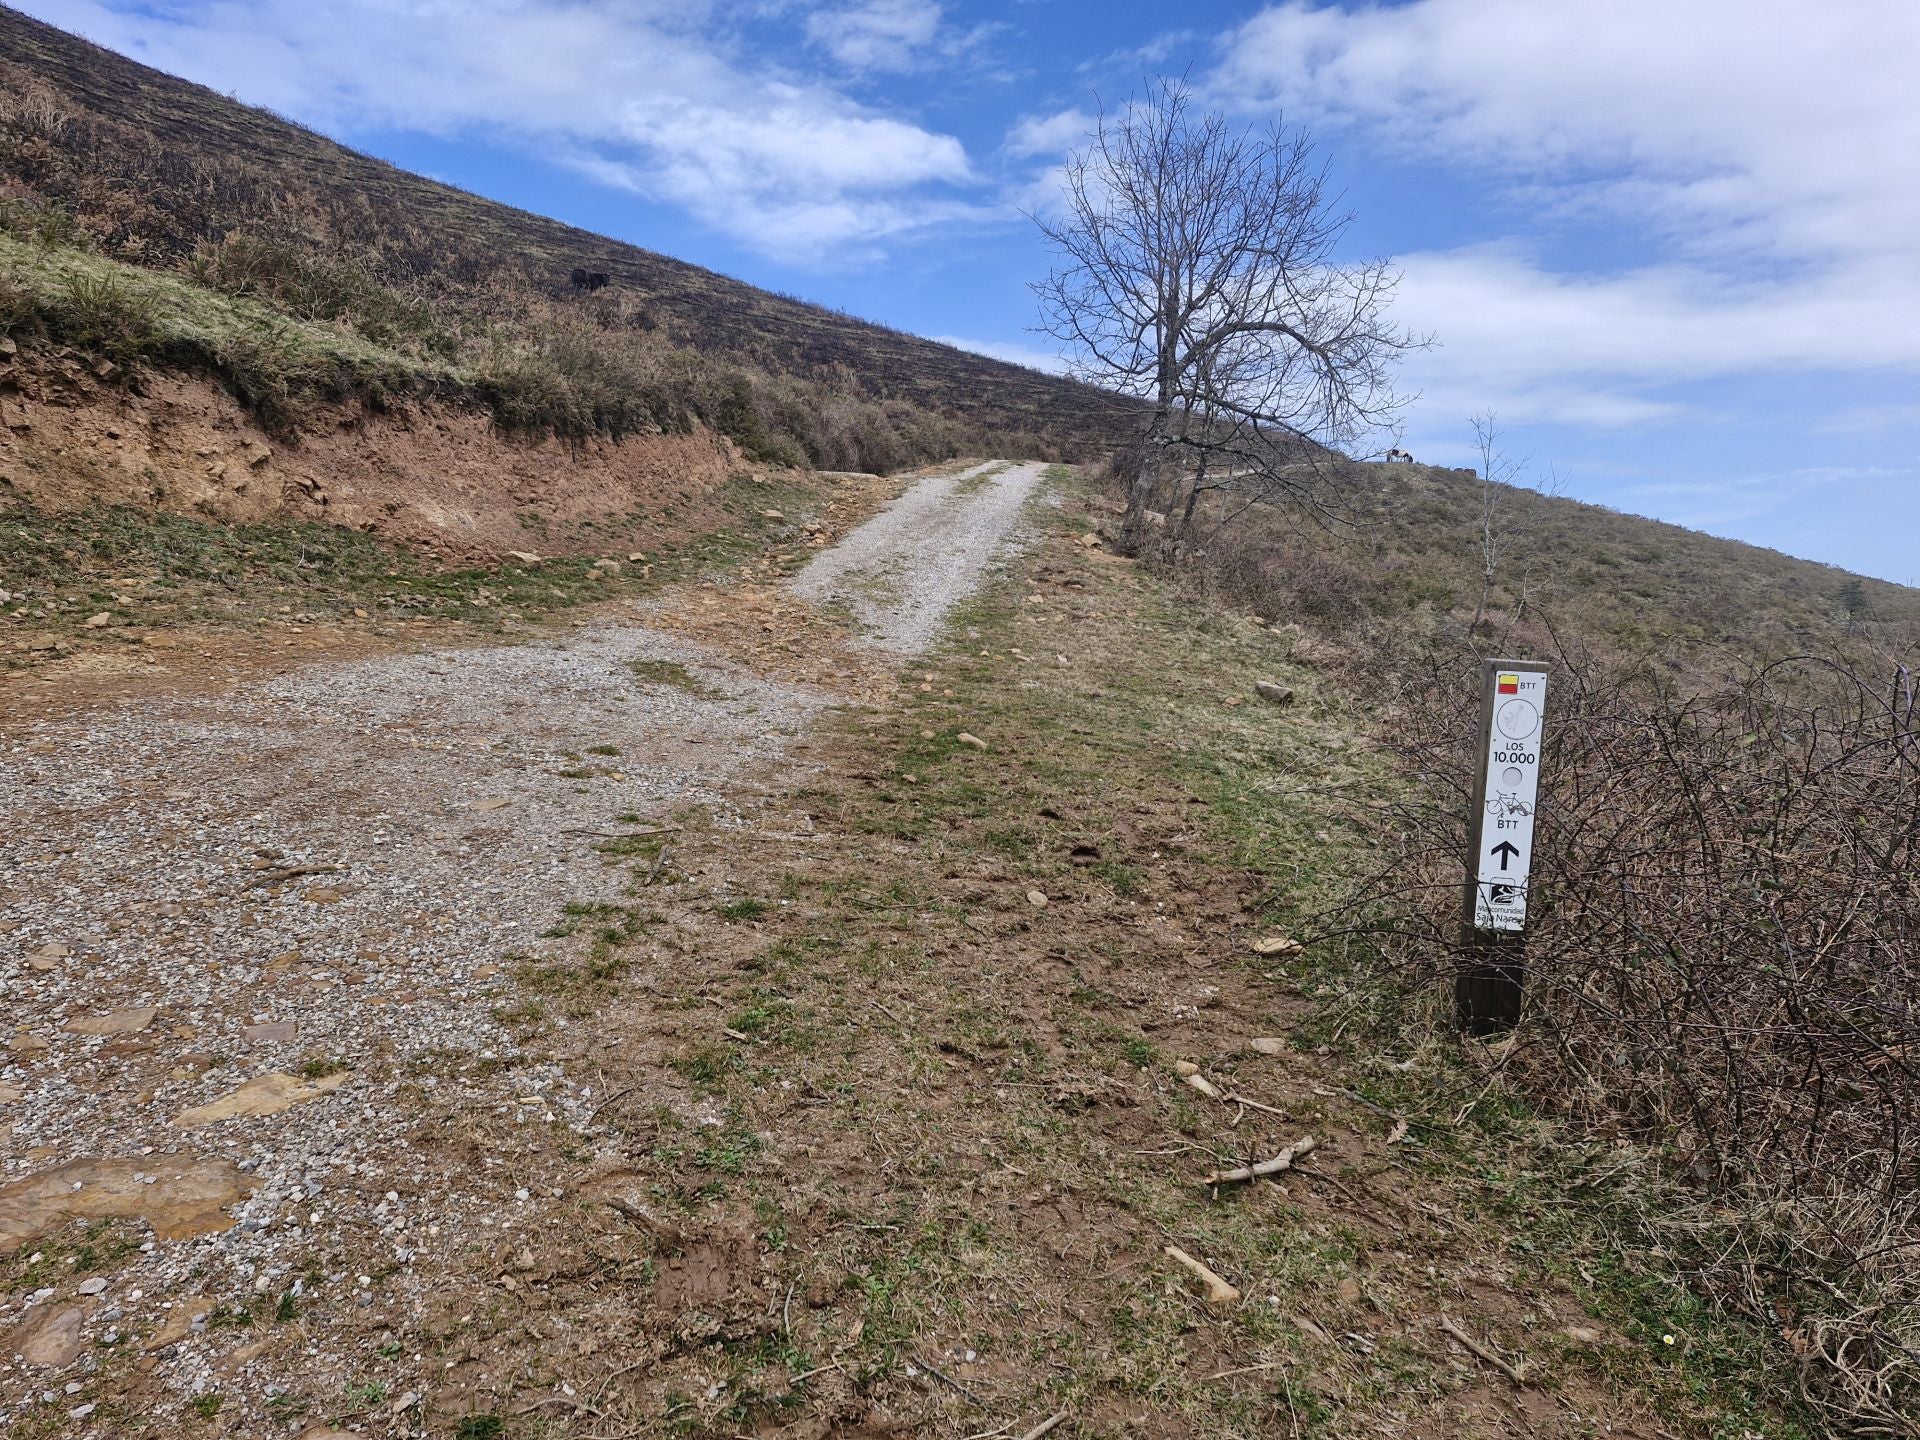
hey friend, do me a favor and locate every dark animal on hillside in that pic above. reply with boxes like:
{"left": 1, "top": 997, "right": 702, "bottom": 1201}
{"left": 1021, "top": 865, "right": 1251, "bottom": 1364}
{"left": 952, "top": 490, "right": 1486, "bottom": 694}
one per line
{"left": 570, "top": 267, "right": 589, "bottom": 290}
{"left": 569, "top": 268, "right": 611, "bottom": 292}
{"left": 1385, "top": 447, "right": 1414, "bottom": 463}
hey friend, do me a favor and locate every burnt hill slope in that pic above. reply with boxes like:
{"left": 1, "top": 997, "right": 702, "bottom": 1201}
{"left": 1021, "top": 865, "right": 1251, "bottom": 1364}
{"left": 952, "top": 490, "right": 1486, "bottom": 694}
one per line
{"left": 0, "top": 4, "right": 1132, "bottom": 454}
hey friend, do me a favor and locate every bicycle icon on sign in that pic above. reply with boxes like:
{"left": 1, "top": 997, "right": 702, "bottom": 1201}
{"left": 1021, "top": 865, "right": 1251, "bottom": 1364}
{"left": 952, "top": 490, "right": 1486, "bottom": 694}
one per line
{"left": 1485, "top": 791, "right": 1534, "bottom": 818}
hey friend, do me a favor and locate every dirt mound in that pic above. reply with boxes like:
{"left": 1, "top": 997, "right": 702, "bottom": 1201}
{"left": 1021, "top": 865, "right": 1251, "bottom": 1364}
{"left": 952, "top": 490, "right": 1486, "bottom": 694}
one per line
{"left": 0, "top": 346, "right": 746, "bottom": 559}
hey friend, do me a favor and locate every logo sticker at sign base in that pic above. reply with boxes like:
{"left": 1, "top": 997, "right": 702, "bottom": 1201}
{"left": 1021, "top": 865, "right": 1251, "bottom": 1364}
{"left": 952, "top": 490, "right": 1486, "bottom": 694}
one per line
{"left": 1473, "top": 664, "right": 1547, "bottom": 932}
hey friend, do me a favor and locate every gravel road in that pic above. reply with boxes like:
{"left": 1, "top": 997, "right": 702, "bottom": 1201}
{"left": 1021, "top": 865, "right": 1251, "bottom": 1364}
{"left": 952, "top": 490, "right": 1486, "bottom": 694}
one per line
{"left": 0, "top": 460, "right": 1044, "bottom": 1428}
{"left": 789, "top": 460, "right": 1043, "bottom": 651}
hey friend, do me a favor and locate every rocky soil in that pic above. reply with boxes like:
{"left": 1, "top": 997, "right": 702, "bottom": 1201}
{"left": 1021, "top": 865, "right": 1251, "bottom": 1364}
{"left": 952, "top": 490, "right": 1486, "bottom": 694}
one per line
{"left": 0, "top": 460, "right": 1042, "bottom": 1436}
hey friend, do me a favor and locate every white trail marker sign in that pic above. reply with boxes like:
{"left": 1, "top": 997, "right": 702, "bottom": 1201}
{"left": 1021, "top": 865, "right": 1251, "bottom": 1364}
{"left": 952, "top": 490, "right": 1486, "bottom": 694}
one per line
{"left": 1458, "top": 658, "right": 1548, "bottom": 1030}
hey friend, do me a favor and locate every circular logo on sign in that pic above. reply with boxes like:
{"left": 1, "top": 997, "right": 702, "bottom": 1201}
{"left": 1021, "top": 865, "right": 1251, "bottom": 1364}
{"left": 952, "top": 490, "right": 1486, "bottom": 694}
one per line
{"left": 1496, "top": 698, "right": 1539, "bottom": 740}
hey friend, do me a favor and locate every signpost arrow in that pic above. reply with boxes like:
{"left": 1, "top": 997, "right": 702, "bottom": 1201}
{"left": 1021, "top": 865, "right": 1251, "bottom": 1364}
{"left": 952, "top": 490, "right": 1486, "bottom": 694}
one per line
{"left": 1459, "top": 658, "right": 1550, "bottom": 1035}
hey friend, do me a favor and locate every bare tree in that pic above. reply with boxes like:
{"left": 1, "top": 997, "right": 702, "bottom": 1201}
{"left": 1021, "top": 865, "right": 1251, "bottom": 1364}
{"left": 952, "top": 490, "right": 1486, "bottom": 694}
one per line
{"left": 1469, "top": 412, "right": 1520, "bottom": 635}
{"left": 1466, "top": 412, "right": 1564, "bottom": 635}
{"left": 1032, "top": 80, "right": 1422, "bottom": 552}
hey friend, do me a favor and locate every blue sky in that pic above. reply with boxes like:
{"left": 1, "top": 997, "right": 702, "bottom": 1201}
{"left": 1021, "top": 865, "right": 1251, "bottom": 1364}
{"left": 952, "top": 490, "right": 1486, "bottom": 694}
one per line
{"left": 24, "top": 0, "right": 1920, "bottom": 583}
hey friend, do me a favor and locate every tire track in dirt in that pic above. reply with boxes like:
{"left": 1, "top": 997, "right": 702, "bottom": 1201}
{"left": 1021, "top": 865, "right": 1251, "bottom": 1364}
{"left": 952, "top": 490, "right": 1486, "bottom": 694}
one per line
{"left": 0, "top": 460, "right": 1046, "bottom": 1431}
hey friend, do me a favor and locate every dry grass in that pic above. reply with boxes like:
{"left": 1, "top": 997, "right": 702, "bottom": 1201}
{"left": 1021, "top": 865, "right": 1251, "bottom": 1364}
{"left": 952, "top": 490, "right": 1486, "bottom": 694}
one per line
{"left": 1334, "top": 646, "right": 1920, "bottom": 1432}
{"left": 1128, "top": 454, "right": 1920, "bottom": 669}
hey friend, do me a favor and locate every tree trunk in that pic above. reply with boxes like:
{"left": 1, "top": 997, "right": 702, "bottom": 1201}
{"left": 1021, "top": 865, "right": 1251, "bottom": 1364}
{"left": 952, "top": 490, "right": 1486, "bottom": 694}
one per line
{"left": 1119, "top": 411, "right": 1170, "bottom": 555}
{"left": 1179, "top": 454, "right": 1208, "bottom": 532}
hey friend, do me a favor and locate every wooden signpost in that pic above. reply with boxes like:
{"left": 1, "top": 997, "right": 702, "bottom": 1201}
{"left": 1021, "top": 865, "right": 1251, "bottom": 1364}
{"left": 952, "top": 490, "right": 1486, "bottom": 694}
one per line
{"left": 1458, "top": 658, "right": 1548, "bottom": 1033}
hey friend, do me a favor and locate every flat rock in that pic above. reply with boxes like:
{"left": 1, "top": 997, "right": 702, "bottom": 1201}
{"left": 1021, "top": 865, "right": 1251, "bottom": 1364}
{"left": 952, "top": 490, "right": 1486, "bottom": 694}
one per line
{"left": 1247, "top": 1037, "right": 1289, "bottom": 1055}
{"left": 141, "top": 1296, "right": 214, "bottom": 1352}
{"left": 0, "top": 1155, "right": 250, "bottom": 1254}
{"left": 9, "top": 1302, "right": 86, "bottom": 1368}
{"left": 64, "top": 1007, "right": 158, "bottom": 1036}
{"left": 218, "top": 1336, "right": 273, "bottom": 1372}
{"left": 242, "top": 1021, "right": 296, "bottom": 1045}
{"left": 1248, "top": 935, "right": 1303, "bottom": 957}
{"left": 1254, "top": 680, "right": 1295, "bottom": 706}
{"left": 173, "top": 1070, "right": 348, "bottom": 1127}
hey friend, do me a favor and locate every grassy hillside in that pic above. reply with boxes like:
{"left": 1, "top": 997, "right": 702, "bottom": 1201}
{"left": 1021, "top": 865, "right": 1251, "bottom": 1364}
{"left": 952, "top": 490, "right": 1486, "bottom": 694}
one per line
{"left": 1169, "top": 460, "right": 1920, "bottom": 664}
{"left": 0, "top": 4, "right": 1133, "bottom": 463}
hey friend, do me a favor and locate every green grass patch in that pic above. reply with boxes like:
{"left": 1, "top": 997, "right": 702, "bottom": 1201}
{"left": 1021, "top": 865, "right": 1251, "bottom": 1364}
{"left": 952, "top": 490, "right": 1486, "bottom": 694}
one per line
{"left": 626, "top": 658, "right": 726, "bottom": 700}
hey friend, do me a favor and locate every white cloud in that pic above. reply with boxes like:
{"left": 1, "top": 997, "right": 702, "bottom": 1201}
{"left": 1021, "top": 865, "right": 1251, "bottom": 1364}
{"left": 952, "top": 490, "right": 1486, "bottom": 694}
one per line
{"left": 1214, "top": 0, "right": 1920, "bottom": 265}
{"left": 928, "top": 334, "right": 1068, "bottom": 373}
{"left": 1389, "top": 243, "right": 1920, "bottom": 427}
{"left": 1816, "top": 403, "right": 1920, "bottom": 437}
{"left": 1004, "top": 108, "right": 1093, "bottom": 159}
{"left": 26, "top": 0, "right": 982, "bottom": 261}
{"left": 1208, "top": 1, "right": 1920, "bottom": 426}
{"left": 1075, "top": 29, "right": 1200, "bottom": 79}
{"left": 804, "top": 0, "right": 944, "bottom": 74}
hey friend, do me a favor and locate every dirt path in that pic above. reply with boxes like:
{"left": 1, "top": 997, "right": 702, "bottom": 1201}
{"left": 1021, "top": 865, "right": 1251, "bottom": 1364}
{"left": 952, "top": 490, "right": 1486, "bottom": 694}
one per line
{"left": 0, "top": 462, "right": 1046, "bottom": 1433}
{"left": 789, "top": 461, "right": 1043, "bottom": 652}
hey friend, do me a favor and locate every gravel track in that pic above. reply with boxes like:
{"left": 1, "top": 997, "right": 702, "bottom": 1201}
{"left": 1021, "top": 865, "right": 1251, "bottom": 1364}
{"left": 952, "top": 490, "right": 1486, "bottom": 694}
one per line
{"left": 0, "top": 460, "right": 1043, "bottom": 1428}
{"left": 787, "top": 460, "right": 1044, "bottom": 652}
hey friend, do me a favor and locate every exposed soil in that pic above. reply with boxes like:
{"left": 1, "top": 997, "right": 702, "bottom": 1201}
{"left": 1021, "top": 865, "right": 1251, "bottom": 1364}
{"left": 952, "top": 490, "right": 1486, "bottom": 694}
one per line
{"left": 1, "top": 459, "right": 1737, "bottom": 1438}
{"left": 0, "top": 348, "right": 748, "bottom": 560}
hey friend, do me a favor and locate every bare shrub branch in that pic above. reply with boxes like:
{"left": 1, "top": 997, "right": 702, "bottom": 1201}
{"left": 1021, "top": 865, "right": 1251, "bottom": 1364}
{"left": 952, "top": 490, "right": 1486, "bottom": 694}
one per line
{"left": 1329, "top": 641, "right": 1920, "bottom": 1430}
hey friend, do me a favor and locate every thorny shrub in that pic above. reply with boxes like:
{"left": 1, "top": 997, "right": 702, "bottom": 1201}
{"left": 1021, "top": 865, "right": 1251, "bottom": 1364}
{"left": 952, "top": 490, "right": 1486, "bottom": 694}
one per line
{"left": 1335, "top": 644, "right": 1920, "bottom": 1432}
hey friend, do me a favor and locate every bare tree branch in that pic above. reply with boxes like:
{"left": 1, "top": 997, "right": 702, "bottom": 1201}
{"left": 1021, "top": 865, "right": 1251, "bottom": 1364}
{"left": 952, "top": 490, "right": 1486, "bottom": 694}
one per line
{"left": 1030, "top": 81, "right": 1427, "bottom": 552}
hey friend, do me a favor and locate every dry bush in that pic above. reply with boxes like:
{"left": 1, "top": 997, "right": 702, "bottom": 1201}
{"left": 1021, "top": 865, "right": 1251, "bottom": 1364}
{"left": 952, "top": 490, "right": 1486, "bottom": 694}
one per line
{"left": 1338, "top": 645, "right": 1920, "bottom": 1431}
{"left": 49, "top": 270, "right": 158, "bottom": 363}
{"left": 0, "top": 75, "right": 71, "bottom": 141}
{"left": 183, "top": 235, "right": 454, "bottom": 356}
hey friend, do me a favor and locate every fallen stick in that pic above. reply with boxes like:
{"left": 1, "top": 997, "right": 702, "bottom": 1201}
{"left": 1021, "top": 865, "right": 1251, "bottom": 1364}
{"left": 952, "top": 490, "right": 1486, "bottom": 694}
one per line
{"left": 1439, "top": 1313, "right": 1528, "bottom": 1385}
{"left": 1017, "top": 1413, "right": 1070, "bottom": 1440}
{"left": 1200, "top": 1136, "right": 1318, "bottom": 1186}
{"left": 1206, "top": 1359, "right": 1283, "bottom": 1381}
{"left": 790, "top": 1357, "right": 846, "bottom": 1385}
{"left": 1164, "top": 1245, "right": 1241, "bottom": 1307}
{"left": 910, "top": 1353, "right": 984, "bottom": 1404}
{"left": 1224, "top": 1092, "right": 1288, "bottom": 1117}
{"left": 643, "top": 843, "right": 674, "bottom": 886}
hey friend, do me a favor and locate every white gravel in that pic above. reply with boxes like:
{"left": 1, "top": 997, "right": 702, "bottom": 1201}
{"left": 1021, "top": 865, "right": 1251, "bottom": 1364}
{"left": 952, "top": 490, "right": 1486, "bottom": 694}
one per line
{"left": 0, "top": 459, "right": 1045, "bottom": 1430}
{"left": 788, "top": 460, "right": 1044, "bottom": 653}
